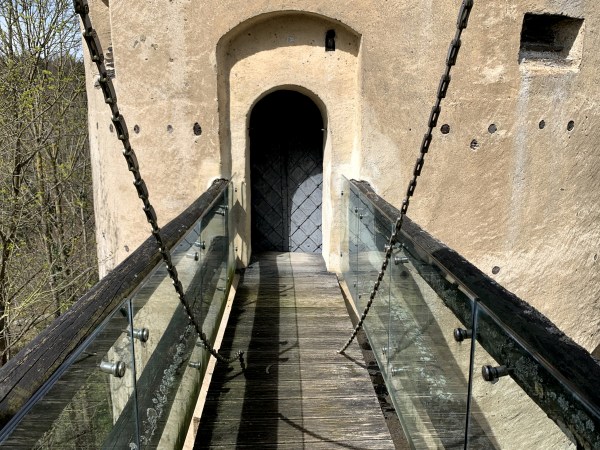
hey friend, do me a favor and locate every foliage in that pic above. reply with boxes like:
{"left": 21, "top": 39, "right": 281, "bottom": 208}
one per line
{"left": 0, "top": 0, "right": 97, "bottom": 364}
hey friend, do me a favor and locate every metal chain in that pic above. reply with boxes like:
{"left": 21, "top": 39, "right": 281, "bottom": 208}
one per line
{"left": 73, "top": 0, "right": 244, "bottom": 366}
{"left": 339, "top": 0, "right": 474, "bottom": 353}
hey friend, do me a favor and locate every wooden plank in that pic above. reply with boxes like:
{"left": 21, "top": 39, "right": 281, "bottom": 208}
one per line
{"left": 204, "top": 440, "right": 396, "bottom": 449}
{"left": 195, "top": 416, "right": 394, "bottom": 446}
{"left": 224, "top": 325, "right": 354, "bottom": 339}
{"left": 222, "top": 341, "right": 353, "bottom": 355}
{"left": 206, "top": 386, "right": 379, "bottom": 404}
{"left": 234, "top": 285, "right": 343, "bottom": 294}
{"left": 208, "top": 361, "right": 375, "bottom": 384}
{"left": 234, "top": 300, "right": 346, "bottom": 309}
{"left": 228, "top": 306, "right": 350, "bottom": 318}
{"left": 200, "top": 399, "right": 383, "bottom": 424}
{"left": 202, "top": 397, "right": 388, "bottom": 421}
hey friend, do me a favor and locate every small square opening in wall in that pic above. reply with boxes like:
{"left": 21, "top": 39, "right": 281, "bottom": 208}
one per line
{"left": 519, "top": 13, "right": 584, "bottom": 67}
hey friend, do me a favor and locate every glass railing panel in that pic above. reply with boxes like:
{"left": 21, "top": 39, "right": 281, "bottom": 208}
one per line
{"left": 467, "top": 303, "right": 576, "bottom": 449}
{"left": 355, "top": 189, "right": 393, "bottom": 359}
{"left": 0, "top": 299, "right": 139, "bottom": 449}
{"left": 354, "top": 188, "right": 380, "bottom": 312}
{"left": 129, "top": 185, "right": 232, "bottom": 448}
{"left": 196, "top": 188, "right": 230, "bottom": 342}
{"left": 345, "top": 180, "right": 363, "bottom": 309}
{"left": 342, "top": 176, "right": 361, "bottom": 303}
{"left": 382, "top": 229, "right": 474, "bottom": 448}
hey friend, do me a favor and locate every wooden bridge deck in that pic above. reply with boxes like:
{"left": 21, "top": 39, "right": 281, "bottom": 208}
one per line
{"left": 193, "top": 252, "right": 396, "bottom": 449}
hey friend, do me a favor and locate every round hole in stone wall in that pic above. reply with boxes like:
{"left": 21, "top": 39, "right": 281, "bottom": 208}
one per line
{"left": 567, "top": 120, "right": 575, "bottom": 131}
{"left": 193, "top": 122, "right": 202, "bottom": 136}
{"left": 167, "top": 125, "right": 173, "bottom": 133}
{"left": 488, "top": 124, "right": 497, "bottom": 134}
{"left": 441, "top": 124, "right": 450, "bottom": 134}
{"left": 109, "top": 124, "right": 114, "bottom": 132}
{"left": 492, "top": 266, "right": 500, "bottom": 274}
{"left": 134, "top": 125, "right": 140, "bottom": 134}
{"left": 470, "top": 139, "right": 480, "bottom": 150}
{"left": 539, "top": 120, "right": 546, "bottom": 129}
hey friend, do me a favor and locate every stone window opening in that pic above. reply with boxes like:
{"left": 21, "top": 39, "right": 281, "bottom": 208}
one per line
{"left": 519, "top": 13, "right": 584, "bottom": 67}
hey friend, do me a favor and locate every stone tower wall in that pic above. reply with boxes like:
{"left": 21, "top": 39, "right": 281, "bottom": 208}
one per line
{"left": 84, "top": 0, "right": 599, "bottom": 351}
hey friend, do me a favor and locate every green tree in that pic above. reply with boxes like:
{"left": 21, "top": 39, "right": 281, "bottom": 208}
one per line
{"left": 0, "top": 0, "right": 97, "bottom": 364}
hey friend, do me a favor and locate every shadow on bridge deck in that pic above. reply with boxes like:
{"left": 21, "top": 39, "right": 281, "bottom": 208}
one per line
{"left": 193, "top": 252, "right": 396, "bottom": 449}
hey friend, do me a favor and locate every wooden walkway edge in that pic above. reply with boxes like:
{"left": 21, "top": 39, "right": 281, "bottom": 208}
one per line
{"left": 193, "top": 252, "right": 396, "bottom": 449}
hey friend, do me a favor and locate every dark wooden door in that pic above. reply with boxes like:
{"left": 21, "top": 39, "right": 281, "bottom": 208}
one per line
{"left": 250, "top": 91, "right": 324, "bottom": 253}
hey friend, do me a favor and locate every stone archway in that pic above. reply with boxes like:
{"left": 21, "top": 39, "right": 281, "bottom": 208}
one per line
{"left": 217, "top": 11, "right": 361, "bottom": 268}
{"left": 250, "top": 90, "right": 325, "bottom": 253}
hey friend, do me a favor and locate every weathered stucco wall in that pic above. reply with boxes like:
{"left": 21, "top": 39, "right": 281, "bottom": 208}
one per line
{"left": 84, "top": 0, "right": 599, "bottom": 352}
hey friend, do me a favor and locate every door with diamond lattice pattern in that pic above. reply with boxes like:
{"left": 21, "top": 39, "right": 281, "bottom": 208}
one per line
{"left": 250, "top": 91, "right": 324, "bottom": 253}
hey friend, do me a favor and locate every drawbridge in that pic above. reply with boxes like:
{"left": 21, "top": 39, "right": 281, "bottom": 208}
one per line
{"left": 0, "top": 0, "right": 599, "bottom": 448}
{"left": 0, "top": 179, "right": 598, "bottom": 449}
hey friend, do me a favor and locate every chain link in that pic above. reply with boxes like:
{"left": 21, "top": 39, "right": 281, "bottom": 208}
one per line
{"left": 339, "top": 0, "right": 474, "bottom": 353}
{"left": 73, "top": 0, "right": 244, "bottom": 366}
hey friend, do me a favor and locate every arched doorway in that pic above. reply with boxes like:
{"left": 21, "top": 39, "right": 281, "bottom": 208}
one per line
{"left": 250, "top": 90, "right": 324, "bottom": 253}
